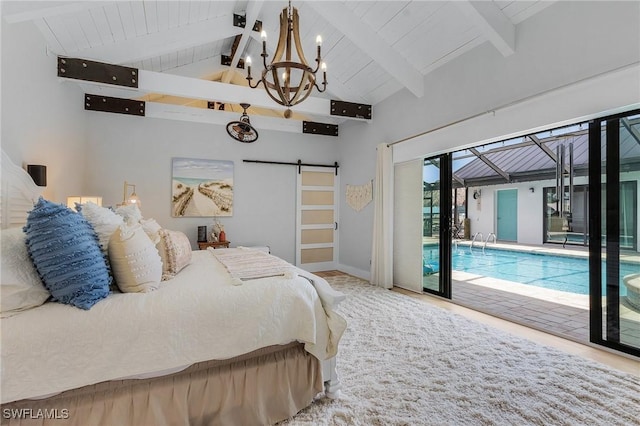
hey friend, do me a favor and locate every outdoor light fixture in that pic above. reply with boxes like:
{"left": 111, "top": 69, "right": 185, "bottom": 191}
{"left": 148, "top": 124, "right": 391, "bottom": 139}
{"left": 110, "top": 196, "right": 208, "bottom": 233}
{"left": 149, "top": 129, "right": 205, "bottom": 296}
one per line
{"left": 121, "top": 181, "right": 141, "bottom": 207}
{"left": 245, "top": 0, "right": 327, "bottom": 119}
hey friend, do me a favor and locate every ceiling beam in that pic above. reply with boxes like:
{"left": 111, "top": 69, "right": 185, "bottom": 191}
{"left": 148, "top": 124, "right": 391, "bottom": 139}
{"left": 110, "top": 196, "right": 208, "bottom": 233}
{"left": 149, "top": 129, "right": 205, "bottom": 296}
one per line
{"left": 65, "top": 64, "right": 369, "bottom": 122}
{"left": 62, "top": 15, "right": 239, "bottom": 64}
{"left": 469, "top": 147, "right": 510, "bottom": 182}
{"left": 454, "top": 1, "right": 515, "bottom": 57}
{"left": 306, "top": 1, "right": 424, "bottom": 98}
{"left": 528, "top": 135, "right": 570, "bottom": 173}
{"left": 222, "top": 0, "right": 264, "bottom": 84}
{"left": 622, "top": 117, "right": 640, "bottom": 146}
{"left": 145, "top": 103, "right": 301, "bottom": 134}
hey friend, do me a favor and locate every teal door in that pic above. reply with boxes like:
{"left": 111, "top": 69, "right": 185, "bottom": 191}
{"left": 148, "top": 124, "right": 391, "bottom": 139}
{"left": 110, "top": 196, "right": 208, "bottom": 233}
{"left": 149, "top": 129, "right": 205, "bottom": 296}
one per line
{"left": 497, "top": 189, "right": 517, "bottom": 241}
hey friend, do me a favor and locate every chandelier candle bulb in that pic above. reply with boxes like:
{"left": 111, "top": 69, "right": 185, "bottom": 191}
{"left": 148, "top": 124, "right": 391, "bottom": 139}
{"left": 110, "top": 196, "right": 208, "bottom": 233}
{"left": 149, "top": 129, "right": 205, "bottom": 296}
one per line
{"left": 316, "top": 35, "right": 322, "bottom": 46}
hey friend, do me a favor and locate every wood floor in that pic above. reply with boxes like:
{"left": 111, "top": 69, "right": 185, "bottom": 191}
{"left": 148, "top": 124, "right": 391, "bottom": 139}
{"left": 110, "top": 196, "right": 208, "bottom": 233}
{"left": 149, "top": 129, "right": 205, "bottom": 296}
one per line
{"left": 317, "top": 271, "right": 640, "bottom": 377}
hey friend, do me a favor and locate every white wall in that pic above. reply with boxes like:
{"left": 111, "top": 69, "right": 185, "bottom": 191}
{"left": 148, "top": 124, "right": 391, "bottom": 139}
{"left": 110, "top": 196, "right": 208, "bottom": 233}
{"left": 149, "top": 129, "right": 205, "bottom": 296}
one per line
{"left": 338, "top": 1, "right": 640, "bottom": 277}
{"left": 85, "top": 113, "right": 338, "bottom": 263}
{"left": 1, "top": 19, "right": 87, "bottom": 202}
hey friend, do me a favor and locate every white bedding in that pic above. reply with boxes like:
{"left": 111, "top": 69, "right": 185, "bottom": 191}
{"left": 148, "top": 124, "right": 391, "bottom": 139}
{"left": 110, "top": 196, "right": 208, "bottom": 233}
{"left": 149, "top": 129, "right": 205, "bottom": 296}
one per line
{"left": 0, "top": 250, "right": 346, "bottom": 403}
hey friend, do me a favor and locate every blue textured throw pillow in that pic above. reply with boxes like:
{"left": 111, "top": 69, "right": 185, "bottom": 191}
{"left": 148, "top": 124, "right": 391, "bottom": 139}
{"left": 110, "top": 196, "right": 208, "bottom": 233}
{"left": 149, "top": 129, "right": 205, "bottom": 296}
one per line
{"left": 23, "top": 198, "right": 111, "bottom": 310}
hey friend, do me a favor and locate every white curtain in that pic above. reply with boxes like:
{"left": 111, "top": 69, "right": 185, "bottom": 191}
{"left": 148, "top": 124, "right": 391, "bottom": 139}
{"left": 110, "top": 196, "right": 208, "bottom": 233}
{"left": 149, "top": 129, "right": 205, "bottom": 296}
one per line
{"left": 370, "top": 143, "right": 394, "bottom": 289}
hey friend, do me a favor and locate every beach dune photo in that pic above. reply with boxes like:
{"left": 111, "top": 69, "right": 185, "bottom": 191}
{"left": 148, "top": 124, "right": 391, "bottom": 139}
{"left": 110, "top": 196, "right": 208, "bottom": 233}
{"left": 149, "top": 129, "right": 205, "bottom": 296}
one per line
{"left": 171, "top": 158, "right": 233, "bottom": 217}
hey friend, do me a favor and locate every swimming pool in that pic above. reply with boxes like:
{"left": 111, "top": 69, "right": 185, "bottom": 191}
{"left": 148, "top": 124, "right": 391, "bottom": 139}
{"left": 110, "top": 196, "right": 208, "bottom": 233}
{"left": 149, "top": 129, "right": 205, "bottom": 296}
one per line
{"left": 423, "top": 245, "right": 639, "bottom": 295}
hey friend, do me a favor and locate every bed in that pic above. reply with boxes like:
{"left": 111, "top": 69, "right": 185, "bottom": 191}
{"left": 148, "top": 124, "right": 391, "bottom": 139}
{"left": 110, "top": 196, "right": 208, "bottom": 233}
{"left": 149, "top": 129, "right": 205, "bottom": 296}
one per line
{"left": 0, "top": 150, "right": 346, "bottom": 425}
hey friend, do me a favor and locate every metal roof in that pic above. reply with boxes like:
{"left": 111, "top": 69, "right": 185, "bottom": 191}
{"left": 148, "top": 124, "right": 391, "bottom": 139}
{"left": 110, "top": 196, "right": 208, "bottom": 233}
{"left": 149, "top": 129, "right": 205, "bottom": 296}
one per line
{"left": 453, "top": 118, "right": 640, "bottom": 187}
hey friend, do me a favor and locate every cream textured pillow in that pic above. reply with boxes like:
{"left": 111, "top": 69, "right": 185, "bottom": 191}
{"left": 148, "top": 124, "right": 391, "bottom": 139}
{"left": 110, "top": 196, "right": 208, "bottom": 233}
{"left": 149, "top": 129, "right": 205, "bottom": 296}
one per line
{"left": 1, "top": 227, "right": 50, "bottom": 317}
{"left": 108, "top": 224, "right": 162, "bottom": 293}
{"left": 157, "top": 229, "right": 192, "bottom": 281}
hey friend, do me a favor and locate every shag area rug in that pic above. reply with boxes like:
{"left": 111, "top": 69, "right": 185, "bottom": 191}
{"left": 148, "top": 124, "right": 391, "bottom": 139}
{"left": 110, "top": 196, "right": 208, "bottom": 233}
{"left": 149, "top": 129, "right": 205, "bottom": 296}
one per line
{"left": 283, "top": 274, "right": 640, "bottom": 426}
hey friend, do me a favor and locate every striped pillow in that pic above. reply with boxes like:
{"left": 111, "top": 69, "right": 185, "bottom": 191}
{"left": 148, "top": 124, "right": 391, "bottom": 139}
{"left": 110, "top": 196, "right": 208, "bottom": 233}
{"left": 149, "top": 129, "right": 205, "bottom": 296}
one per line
{"left": 23, "top": 198, "right": 111, "bottom": 310}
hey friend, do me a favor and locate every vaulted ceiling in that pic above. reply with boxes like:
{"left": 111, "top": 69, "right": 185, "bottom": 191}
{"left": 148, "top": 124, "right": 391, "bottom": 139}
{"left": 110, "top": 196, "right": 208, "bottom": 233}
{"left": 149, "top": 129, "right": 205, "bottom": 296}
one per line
{"left": 3, "top": 1, "right": 555, "bottom": 133}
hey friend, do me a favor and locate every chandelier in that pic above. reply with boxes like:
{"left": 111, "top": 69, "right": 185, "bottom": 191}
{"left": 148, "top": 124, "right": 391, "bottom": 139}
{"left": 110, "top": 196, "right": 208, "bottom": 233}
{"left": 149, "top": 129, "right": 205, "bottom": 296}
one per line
{"left": 245, "top": 0, "right": 327, "bottom": 119}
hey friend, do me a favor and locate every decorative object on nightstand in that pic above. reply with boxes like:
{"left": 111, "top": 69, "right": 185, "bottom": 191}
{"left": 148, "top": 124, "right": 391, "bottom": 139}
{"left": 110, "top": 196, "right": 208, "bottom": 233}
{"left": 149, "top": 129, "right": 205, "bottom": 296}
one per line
{"left": 197, "top": 226, "right": 207, "bottom": 243}
{"left": 218, "top": 229, "right": 226, "bottom": 243}
{"left": 198, "top": 241, "right": 230, "bottom": 250}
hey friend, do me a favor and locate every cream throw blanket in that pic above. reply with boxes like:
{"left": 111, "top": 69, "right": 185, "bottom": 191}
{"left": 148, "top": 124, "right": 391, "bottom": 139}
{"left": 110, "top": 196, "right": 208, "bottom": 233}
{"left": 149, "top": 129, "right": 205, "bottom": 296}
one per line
{"left": 208, "top": 247, "right": 297, "bottom": 285}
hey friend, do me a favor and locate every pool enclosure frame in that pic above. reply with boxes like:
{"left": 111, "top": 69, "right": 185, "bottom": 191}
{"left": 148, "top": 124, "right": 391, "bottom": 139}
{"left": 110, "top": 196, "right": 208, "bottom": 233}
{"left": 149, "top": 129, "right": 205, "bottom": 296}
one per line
{"left": 424, "top": 108, "right": 640, "bottom": 357}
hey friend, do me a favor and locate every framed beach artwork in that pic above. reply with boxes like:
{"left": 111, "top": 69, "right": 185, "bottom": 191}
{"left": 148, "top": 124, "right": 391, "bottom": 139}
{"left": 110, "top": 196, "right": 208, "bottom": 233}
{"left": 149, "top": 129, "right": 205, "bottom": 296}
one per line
{"left": 171, "top": 157, "right": 234, "bottom": 217}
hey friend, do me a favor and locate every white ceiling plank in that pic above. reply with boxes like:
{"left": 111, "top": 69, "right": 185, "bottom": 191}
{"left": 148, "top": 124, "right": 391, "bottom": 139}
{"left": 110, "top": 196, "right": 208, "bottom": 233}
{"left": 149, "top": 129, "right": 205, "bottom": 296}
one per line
{"left": 144, "top": 1, "right": 159, "bottom": 34}
{"left": 2, "top": 1, "right": 110, "bottom": 24}
{"left": 156, "top": 1, "right": 169, "bottom": 32}
{"left": 178, "top": 2, "right": 191, "bottom": 27}
{"left": 89, "top": 7, "right": 115, "bottom": 46}
{"left": 130, "top": 1, "right": 148, "bottom": 37}
{"left": 44, "top": 15, "right": 80, "bottom": 52}
{"left": 103, "top": 4, "right": 126, "bottom": 42}
{"left": 455, "top": 0, "right": 516, "bottom": 57}
{"left": 167, "top": 2, "right": 180, "bottom": 29}
{"left": 76, "top": 10, "right": 104, "bottom": 49}
{"left": 307, "top": 1, "right": 424, "bottom": 98}
{"left": 33, "top": 18, "right": 66, "bottom": 54}
{"left": 222, "top": 0, "right": 264, "bottom": 84}
{"left": 117, "top": 2, "right": 137, "bottom": 40}
{"left": 70, "top": 15, "right": 239, "bottom": 65}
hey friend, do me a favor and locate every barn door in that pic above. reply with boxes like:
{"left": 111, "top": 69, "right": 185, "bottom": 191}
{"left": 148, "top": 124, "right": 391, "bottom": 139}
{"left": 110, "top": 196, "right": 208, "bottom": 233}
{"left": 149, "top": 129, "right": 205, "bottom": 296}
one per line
{"left": 296, "top": 166, "right": 338, "bottom": 272}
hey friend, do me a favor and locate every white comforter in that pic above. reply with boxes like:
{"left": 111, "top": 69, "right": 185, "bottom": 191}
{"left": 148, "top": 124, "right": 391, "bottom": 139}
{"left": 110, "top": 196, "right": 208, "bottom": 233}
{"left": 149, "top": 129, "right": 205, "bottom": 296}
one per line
{"left": 0, "top": 250, "right": 346, "bottom": 403}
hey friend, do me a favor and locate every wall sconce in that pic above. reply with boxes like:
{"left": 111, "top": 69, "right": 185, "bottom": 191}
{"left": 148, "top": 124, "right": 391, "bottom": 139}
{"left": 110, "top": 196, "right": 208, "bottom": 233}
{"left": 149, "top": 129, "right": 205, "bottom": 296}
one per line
{"left": 529, "top": 187, "right": 535, "bottom": 193}
{"left": 473, "top": 190, "right": 481, "bottom": 200}
{"left": 122, "top": 181, "right": 141, "bottom": 207}
{"left": 67, "top": 196, "right": 103, "bottom": 209}
{"left": 27, "top": 165, "right": 47, "bottom": 187}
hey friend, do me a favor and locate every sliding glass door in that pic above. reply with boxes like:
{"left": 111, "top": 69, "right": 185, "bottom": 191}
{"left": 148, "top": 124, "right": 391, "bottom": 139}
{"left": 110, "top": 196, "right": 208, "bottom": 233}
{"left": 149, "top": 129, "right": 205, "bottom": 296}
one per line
{"left": 590, "top": 110, "right": 640, "bottom": 357}
{"left": 422, "top": 154, "right": 452, "bottom": 298}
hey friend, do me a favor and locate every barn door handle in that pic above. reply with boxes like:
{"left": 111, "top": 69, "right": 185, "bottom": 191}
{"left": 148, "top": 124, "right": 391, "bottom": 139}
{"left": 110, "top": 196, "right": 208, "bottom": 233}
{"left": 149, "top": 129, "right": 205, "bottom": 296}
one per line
{"left": 335, "top": 222, "right": 338, "bottom": 230}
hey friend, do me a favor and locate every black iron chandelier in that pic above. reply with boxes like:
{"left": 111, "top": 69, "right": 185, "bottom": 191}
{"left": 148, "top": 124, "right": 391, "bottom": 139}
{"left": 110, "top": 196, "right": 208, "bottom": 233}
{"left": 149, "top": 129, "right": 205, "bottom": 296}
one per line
{"left": 245, "top": 0, "right": 327, "bottom": 119}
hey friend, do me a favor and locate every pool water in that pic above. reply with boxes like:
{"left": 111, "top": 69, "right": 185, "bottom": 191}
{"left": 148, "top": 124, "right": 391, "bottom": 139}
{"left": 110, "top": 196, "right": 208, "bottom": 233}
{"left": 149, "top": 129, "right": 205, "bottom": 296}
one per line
{"left": 423, "top": 246, "right": 639, "bottom": 295}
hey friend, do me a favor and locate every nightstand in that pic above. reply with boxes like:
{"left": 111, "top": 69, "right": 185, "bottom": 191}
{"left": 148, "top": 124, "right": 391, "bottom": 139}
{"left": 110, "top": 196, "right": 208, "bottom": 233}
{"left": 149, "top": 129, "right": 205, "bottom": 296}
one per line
{"left": 198, "top": 241, "right": 230, "bottom": 250}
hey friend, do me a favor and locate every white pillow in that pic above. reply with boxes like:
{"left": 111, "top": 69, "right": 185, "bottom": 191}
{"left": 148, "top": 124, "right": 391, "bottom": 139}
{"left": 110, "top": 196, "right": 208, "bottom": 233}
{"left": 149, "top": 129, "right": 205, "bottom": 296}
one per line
{"left": 157, "top": 229, "right": 192, "bottom": 281}
{"left": 1, "top": 228, "right": 50, "bottom": 317}
{"left": 108, "top": 223, "right": 162, "bottom": 293}
{"left": 140, "top": 218, "right": 162, "bottom": 244}
{"left": 80, "top": 201, "right": 123, "bottom": 255}
{"left": 115, "top": 203, "right": 143, "bottom": 226}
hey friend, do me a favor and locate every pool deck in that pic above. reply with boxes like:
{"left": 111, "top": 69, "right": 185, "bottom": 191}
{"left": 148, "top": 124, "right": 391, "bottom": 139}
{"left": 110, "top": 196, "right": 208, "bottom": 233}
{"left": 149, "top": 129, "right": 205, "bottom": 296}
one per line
{"left": 432, "top": 239, "right": 640, "bottom": 347}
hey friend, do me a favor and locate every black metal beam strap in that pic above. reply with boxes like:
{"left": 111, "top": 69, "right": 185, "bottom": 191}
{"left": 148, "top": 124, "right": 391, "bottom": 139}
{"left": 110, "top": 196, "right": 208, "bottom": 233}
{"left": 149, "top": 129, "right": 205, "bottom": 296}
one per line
{"left": 302, "top": 121, "right": 339, "bottom": 136}
{"left": 58, "top": 57, "right": 138, "bottom": 88}
{"left": 233, "top": 13, "right": 262, "bottom": 32}
{"left": 85, "top": 94, "right": 145, "bottom": 116}
{"left": 220, "top": 55, "right": 246, "bottom": 69}
{"left": 330, "top": 100, "right": 372, "bottom": 119}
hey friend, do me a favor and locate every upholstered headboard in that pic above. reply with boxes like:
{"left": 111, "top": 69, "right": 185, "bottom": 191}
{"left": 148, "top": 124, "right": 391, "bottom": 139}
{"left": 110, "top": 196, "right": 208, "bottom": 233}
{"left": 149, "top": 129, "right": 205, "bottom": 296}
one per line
{"left": 1, "top": 150, "right": 42, "bottom": 229}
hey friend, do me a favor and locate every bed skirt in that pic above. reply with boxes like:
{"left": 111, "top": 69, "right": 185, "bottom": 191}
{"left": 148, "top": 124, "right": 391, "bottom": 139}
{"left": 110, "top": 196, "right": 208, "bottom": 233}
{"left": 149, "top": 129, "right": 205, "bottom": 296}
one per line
{"left": 1, "top": 343, "right": 322, "bottom": 426}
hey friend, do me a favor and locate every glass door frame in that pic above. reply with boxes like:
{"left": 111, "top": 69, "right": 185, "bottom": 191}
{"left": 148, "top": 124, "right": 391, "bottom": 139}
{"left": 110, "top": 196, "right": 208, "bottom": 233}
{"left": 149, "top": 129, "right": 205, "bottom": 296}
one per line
{"left": 422, "top": 153, "right": 452, "bottom": 299}
{"left": 588, "top": 108, "right": 640, "bottom": 357}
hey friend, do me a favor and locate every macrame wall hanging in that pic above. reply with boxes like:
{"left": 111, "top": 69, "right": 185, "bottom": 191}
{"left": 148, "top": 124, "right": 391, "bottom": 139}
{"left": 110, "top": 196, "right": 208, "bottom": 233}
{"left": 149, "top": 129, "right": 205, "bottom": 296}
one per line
{"left": 346, "top": 180, "right": 373, "bottom": 212}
